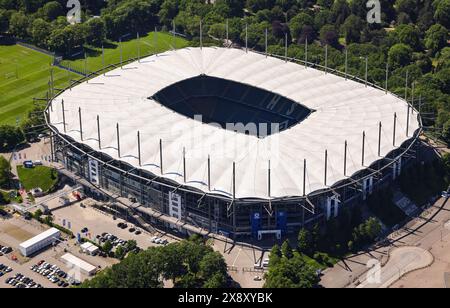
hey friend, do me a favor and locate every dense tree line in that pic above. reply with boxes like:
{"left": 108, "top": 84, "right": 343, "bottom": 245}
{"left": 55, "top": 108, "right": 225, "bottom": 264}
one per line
{"left": 80, "top": 235, "right": 231, "bottom": 288}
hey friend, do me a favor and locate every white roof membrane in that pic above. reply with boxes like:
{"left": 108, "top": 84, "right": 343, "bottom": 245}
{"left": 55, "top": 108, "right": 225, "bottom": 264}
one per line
{"left": 49, "top": 47, "right": 420, "bottom": 200}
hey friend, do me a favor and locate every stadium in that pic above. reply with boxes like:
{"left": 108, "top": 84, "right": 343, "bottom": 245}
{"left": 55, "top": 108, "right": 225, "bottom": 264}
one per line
{"left": 45, "top": 47, "right": 421, "bottom": 240}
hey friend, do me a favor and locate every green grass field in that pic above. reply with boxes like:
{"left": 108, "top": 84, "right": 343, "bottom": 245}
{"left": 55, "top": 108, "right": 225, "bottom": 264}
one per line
{"left": 61, "top": 32, "right": 189, "bottom": 74}
{"left": 0, "top": 32, "right": 188, "bottom": 126}
{"left": 0, "top": 45, "right": 79, "bottom": 126}
{"left": 17, "top": 165, "right": 58, "bottom": 192}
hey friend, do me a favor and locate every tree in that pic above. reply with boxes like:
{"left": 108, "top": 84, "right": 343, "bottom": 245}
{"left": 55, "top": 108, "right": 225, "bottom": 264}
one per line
{"left": 0, "top": 9, "right": 9, "bottom": 33}
{"left": 102, "top": 240, "right": 113, "bottom": 253}
{"left": 41, "top": 1, "right": 63, "bottom": 21}
{"left": 435, "top": 0, "right": 450, "bottom": 28}
{"left": 264, "top": 255, "right": 320, "bottom": 288}
{"left": 158, "top": 0, "right": 179, "bottom": 27}
{"left": 0, "top": 156, "right": 11, "bottom": 188}
{"left": 85, "top": 17, "right": 105, "bottom": 46}
{"left": 29, "top": 18, "right": 51, "bottom": 48}
{"left": 289, "top": 12, "right": 313, "bottom": 43}
{"left": 199, "top": 251, "right": 228, "bottom": 278}
{"left": 297, "top": 228, "right": 311, "bottom": 255}
{"left": 388, "top": 43, "right": 412, "bottom": 69}
{"left": 341, "top": 15, "right": 364, "bottom": 44}
{"left": 330, "top": 0, "right": 351, "bottom": 26}
{"left": 395, "top": 24, "right": 422, "bottom": 51}
{"left": 425, "top": 24, "right": 448, "bottom": 55}
{"left": 0, "top": 125, "right": 25, "bottom": 151}
{"left": 395, "top": 0, "right": 418, "bottom": 21}
{"left": 269, "top": 244, "right": 282, "bottom": 266}
{"left": 319, "top": 24, "right": 339, "bottom": 47}
{"left": 281, "top": 239, "right": 293, "bottom": 259}
{"left": 115, "top": 245, "right": 127, "bottom": 260}
{"left": 8, "top": 11, "right": 29, "bottom": 38}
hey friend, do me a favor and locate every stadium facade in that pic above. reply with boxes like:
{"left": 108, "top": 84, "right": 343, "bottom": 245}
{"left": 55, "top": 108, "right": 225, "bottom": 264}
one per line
{"left": 46, "top": 47, "right": 421, "bottom": 239}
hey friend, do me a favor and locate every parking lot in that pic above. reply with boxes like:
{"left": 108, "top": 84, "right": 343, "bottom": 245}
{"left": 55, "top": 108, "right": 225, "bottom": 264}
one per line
{"left": 49, "top": 198, "right": 175, "bottom": 250}
{"left": 0, "top": 215, "right": 120, "bottom": 288}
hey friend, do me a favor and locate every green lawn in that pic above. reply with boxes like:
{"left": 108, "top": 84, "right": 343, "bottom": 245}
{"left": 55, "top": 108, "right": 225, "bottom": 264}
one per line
{"left": 0, "top": 45, "right": 79, "bottom": 126}
{"left": 17, "top": 165, "right": 58, "bottom": 192}
{"left": 61, "top": 32, "right": 190, "bottom": 74}
{"left": 0, "top": 33, "right": 188, "bottom": 126}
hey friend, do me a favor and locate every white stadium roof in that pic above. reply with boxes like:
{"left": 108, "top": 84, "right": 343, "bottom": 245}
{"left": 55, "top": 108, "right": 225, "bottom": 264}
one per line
{"left": 49, "top": 47, "right": 420, "bottom": 200}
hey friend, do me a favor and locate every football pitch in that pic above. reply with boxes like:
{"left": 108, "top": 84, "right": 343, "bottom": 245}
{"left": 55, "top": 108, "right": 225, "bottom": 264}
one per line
{"left": 60, "top": 32, "right": 189, "bottom": 75}
{"left": 0, "top": 44, "right": 78, "bottom": 126}
{"left": 0, "top": 32, "right": 189, "bottom": 126}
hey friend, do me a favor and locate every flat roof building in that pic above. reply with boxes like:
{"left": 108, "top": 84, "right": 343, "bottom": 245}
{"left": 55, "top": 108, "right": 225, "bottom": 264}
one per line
{"left": 61, "top": 253, "right": 97, "bottom": 276}
{"left": 19, "top": 228, "right": 60, "bottom": 257}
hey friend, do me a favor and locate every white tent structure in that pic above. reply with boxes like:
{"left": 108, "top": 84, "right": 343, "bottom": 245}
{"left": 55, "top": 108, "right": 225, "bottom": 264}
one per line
{"left": 48, "top": 47, "right": 420, "bottom": 200}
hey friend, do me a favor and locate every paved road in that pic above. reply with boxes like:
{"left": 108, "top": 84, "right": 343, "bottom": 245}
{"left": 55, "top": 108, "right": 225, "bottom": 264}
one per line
{"left": 357, "top": 246, "right": 433, "bottom": 288}
{"left": 321, "top": 197, "right": 449, "bottom": 288}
